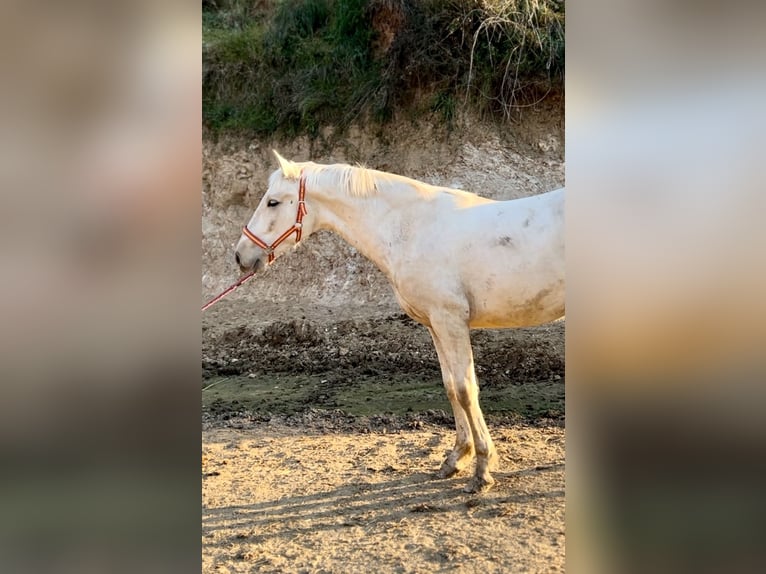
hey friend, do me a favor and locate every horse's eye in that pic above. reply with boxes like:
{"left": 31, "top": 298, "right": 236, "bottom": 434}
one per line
{"left": 267, "top": 199, "right": 280, "bottom": 207}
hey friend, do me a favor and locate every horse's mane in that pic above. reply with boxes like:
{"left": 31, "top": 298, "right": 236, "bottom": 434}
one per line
{"left": 280, "top": 161, "right": 479, "bottom": 200}
{"left": 307, "top": 163, "right": 382, "bottom": 197}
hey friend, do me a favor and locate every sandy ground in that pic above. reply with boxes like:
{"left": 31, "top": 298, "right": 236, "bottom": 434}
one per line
{"left": 202, "top": 423, "right": 564, "bottom": 573}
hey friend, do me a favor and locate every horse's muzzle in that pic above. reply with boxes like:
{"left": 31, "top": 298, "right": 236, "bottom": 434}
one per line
{"left": 236, "top": 251, "right": 263, "bottom": 274}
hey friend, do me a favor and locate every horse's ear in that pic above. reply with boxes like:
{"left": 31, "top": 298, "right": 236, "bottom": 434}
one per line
{"left": 272, "top": 149, "right": 298, "bottom": 178}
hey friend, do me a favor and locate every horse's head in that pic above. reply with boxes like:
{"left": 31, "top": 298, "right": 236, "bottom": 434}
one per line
{"left": 234, "top": 150, "right": 313, "bottom": 273}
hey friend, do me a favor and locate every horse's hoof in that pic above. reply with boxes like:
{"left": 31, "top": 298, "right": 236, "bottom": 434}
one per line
{"left": 437, "top": 462, "right": 460, "bottom": 479}
{"left": 463, "top": 474, "right": 495, "bottom": 493}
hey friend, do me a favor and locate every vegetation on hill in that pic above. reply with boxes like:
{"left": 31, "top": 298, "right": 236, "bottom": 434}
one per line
{"left": 203, "top": 0, "right": 564, "bottom": 135}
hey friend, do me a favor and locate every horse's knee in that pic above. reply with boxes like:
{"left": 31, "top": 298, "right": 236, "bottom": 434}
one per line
{"left": 455, "top": 383, "right": 477, "bottom": 409}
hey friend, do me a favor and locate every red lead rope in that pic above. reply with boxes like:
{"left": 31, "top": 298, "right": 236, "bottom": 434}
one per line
{"left": 202, "top": 172, "right": 308, "bottom": 312}
{"left": 201, "top": 270, "right": 255, "bottom": 312}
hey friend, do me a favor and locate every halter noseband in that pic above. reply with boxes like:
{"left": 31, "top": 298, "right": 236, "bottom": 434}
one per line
{"left": 242, "top": 172, "right": 308, "bottom": 264}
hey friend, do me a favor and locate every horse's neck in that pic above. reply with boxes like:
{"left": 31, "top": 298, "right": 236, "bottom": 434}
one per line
{"left": 310, "top": 183, "right": 415, "bottom": 277}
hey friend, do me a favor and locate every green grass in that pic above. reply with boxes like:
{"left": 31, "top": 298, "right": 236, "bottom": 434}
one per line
{"left": 203, "top": 0, "right": 564, "bottom": 135}
{"left": 202, "top": 373, "right": 564, "bottom": 421}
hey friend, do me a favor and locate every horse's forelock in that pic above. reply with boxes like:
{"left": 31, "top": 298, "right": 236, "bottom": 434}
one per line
{"left": 281, "top": 162, "right": 303, "bottom": 181}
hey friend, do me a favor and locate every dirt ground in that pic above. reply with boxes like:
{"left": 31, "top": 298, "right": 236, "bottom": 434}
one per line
{"left": 202, "top": 111, "right": 565, "bottom": 572}
{"left": 203, "top": 423, "right": 564, "bottom": 573}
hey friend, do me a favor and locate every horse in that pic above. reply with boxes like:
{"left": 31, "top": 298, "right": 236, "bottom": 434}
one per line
{"left": 234, "top": 150, "right": 565, "bottom": 493}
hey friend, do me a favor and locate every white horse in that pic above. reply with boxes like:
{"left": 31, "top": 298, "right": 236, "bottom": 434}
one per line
{"left": 235, "top": 151, "right": 565, "bottom": 492}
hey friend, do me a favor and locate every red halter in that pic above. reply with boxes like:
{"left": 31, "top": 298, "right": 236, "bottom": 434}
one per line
{"left": 241, "top": 172, "right": 308, "bottom": 264}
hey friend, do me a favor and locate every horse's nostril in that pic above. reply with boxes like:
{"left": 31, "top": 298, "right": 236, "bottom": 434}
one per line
{"left": 235, "top": 251, "right": 241, "bottom": 266}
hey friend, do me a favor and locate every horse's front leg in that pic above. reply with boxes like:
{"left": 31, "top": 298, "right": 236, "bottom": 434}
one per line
{"left": 428, "top": 327, "right": 474, "bottom": 478}
{"left": 429, "top": 317, "right": 498, "bottom": 493}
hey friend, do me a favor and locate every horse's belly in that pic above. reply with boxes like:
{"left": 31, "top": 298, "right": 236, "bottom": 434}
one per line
{"left": 467, "top": 278, "right": 565, "bottom": 329}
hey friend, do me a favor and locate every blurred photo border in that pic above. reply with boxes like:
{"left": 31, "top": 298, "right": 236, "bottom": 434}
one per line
{"left": 0, "top": 1, "right": 764, "bottom": 572}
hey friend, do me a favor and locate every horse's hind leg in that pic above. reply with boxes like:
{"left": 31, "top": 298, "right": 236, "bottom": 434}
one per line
{"left": 429, "top": 317, "right": 498, "bottom": 493}
{"left": 428, "top": 327, "right": 474, "bottom": 478}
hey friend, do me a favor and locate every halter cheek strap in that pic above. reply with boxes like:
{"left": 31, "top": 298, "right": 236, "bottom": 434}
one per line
{"left": 242, "top": 172, "right": 308, "bottom": 264}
